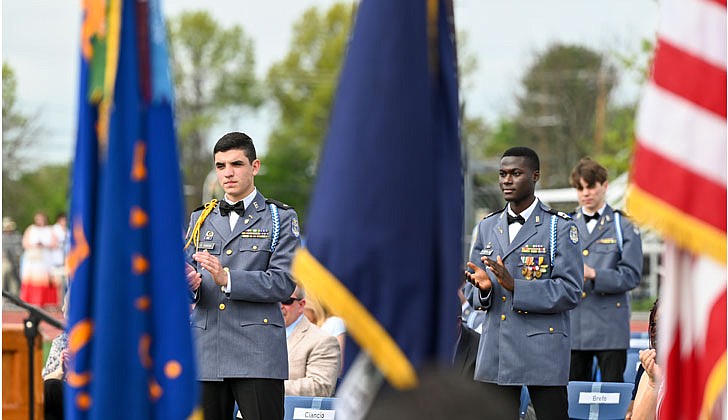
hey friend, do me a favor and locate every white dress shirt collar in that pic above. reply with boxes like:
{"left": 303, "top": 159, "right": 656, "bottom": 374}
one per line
{"left": 286, "top": 314, "right": 304, "bottom": 338}
{"left": 507, "top": 198, "right": 539, "bottom": 243}
{"left": 224, "top": 188, "right": 257, "bottom": 231}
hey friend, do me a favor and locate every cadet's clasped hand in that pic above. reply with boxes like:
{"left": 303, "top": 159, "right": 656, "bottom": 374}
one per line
{"left": 192, "top": 250, "right": 228, "bottom": 287}
{"left": 185, "top": 263, "right": 201, "bottom": 291}
{"left": 464, "top": 255, "right": 514, "bottom": 292}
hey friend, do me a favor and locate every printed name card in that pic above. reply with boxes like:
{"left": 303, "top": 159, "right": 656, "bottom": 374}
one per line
{"left": 578, "top": 392, "right": 620, "bottom": 404}
{"left": 293, "top": 408, "right": 336, "bottom": 419}
{"left": 579, "top": 392, "right": 619, "bottom": 404}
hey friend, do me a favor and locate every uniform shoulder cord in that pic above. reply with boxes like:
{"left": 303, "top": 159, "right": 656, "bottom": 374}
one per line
{"left": 184, "top": 199, "right": 219, "bottom": 251}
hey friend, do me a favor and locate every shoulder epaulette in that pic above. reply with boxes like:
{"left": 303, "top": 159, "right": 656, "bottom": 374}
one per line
{"left": 192, "top": 200, "right": 217, "bottom": 213}
{"left": 265, "top": 198, "right": 293, "bottom": 210}
{"left": 542, "top": 205, "right": 572, "bottom": 220}
{"left": 484, "top": 206, "right": 506, "bottom": 219}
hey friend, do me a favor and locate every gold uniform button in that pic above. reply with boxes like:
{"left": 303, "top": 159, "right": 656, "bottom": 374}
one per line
{"left": 582, "top": 250, "right": 589, "bottom": 256}
{"left": 263, "top": 318, "right": 268, "bottom": 324}
{"left": 219, "top": 303, "right": 226, "bottom": 310}
{"left": 524, "top": 311, "right": 528, "bottom": 314}
{"left": 501, "top": 296, "right": 507, "bottom": 302}
{"left": 549, "top": 327, "right": 554, "bottom": 333}
{"left": 226, "top": 249, "right": 233, "bottom": 255}
{"left": 252, "top": 245, "right": 258, "bottom": 250}
{"left": 500, "top": 314, "right": 506, "bottom": 321}
{"left": 517, "top": 310, "right": 523, "bottom": 314}
{"left": 616, "top": 302, "right": 621, "bottom": 308}
{"left": 581, "top": 291, "right": 587, "bottom": 298}
{"left": 223, "top": 267, "right": 229, "bottom": 273}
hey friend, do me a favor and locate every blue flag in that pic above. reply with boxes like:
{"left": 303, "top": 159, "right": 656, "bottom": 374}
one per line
{"left": 292, "top": 0, "right": 462, "bottom": 389}
{"left": 65, "top": 1, "right": 196, "bottom": 418}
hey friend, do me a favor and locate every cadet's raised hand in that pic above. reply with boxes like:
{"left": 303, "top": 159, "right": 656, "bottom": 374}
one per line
{"left": 484, "top": 255, "right": 514, "bottom": 292}
{"left": 639, "top": 348, "right": 662, "bottom": 386}
{"left": 465, "top": 261, "right": 492, "bottom": 292}
{"left": 185, "top": 263, "right": 202, "bottom": 291}
{"left": 193, "top": 251, "right": 227, "bottom": 287}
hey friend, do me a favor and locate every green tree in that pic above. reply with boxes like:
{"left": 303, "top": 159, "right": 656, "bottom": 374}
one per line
{"left": 595, "top": 103, "right": 637, "bottom": 177}
{"left": 2, "top": 62, "right": 48, "bottom": 225}
{"left": 513, "top": 43, "right": 618, "bottom": 187}
{"left": 6, "top": 164, "right": 70, "bottom": 230}
{"left": 168, "top": 11, "right": 263, "bottom": 211}
{"left": 258, "top": 3, "right": 355, "bottom": 220}
{"left": 2, "top": 62, "right": 41, "bottom": 179}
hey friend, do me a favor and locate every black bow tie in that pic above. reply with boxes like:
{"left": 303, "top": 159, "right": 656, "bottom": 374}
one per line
{"left": 583, "top": 212, "right": 600, "bottom": 223}
{"left": 219, "top": 200, "right": 245, "bottom": 217}
{"left": 507, "top": 213, "right": 526, "bottom": 225}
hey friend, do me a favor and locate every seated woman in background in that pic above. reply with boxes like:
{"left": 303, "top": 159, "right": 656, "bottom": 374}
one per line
{"left": 631, "top": 299, "right": 661, "bottom": 420}
{"left": 42, "top": 294, "right": 69, "bottom": 420}
{"left": 304, "top": 293, "right": 346, "bottom": 374}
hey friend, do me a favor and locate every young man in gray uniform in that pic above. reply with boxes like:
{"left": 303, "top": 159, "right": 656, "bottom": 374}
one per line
{"left": 465, "top": 146, "right": 583, "bottom": 420}
{"left": 568, "top": 157, "right": 643, "bottom": 382}
{"left": 184, "top": 132, "right": 300, "bottom": 420}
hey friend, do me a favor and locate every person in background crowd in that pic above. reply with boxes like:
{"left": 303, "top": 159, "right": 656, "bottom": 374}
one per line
{"left": 631, "top": 299, "right": 661, "bottom": 420}
{"left": 568, "top": 157, "right": 643, "bottom": 382}
{"left": 282, "top": 286, "right": 340, "bottom": 397}
{"left": 455, "top": 223, "right": 487, "bottom": 379}
{"left": 51, "top": 213, "right": 69, "bottom": 299}
{"left": 625, "top": 363, "right": 647, "bottom": 419}
{"left": 465, "top": 147, "right": 583, "bottom": 420}
{"left": 184, "top": 132, "right": 300, "bottom": 420}
{"left": 2, "top": 217, "right": 23, "bottom": 295}
{"left": 20, "top": 212, "right": 58, "bottom": 307}
{"left": 303, "top": 292, "right": 346, "bottom": 374}
{"left": 42, "top": 292, "right": 70, "bottom": 420}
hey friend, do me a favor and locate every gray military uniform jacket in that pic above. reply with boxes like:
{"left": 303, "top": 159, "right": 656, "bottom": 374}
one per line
{"left": 570, "top": 205, "right": 643, "bottom": 350}
{"left": 185, "top": 191, "right": 300, "bottom": 381}
{"left": 467, "top": 201, "right": 583, "bottom": 386}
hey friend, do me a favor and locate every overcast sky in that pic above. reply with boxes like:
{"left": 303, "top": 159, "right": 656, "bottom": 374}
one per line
{"left": 2, "top": 0, "right": 659, "bottom": 167}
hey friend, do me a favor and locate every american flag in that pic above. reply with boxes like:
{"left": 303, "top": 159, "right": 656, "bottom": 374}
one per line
{"left": 626, "top": 0, "right": 726, "bottom": 418}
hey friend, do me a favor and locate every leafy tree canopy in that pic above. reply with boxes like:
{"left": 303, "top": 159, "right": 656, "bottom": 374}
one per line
{"left": 168, "top": 11, "right": 263, "bottom": 212}
{"left": 257, "top": 3, "right": 355, "bottom": 221}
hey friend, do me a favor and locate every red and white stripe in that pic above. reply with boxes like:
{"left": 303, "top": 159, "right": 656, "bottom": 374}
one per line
{"left": 629, "top": 0, "right": 726, "bottom": 419}
{"left": 659, "top": 245, "right": 726, "bottom": 420}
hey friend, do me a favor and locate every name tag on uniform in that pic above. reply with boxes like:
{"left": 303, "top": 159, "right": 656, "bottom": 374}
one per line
{"left": 198, "top": 241, "right": 215, "bottom": 250}
{"left": 293, "top": 408, "right": 335, "bottom": 419}
{"left": 240, "top": 229, "right": 271, "bottom": 239}
{"left": 597, "top": 238, "right": 617, "bottom": 244}
{"left": 480, "top": 242, "right": 494, "bottom": 256}
{"left": 578, "top": 392, "right": 620, "bottom": 404}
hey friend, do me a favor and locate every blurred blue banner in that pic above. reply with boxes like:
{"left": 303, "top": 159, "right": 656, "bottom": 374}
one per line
{"left": 292, "top": 0, "right": 462, "bottom": 389}
{"left": 65, "top": 1, "right": 197, "bottom": 418}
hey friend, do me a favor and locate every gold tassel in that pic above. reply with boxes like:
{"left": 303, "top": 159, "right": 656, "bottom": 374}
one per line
{"left": 184, "top": 199, "right": 219, "bottom": 251}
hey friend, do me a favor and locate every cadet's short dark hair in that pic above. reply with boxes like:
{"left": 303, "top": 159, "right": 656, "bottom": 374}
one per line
{"left": 570, "top": 157, "right": 608, "bottom": 188}
{"left": 213, "top": 132, "right": 257, "bottom": 164}
{"left": 502, "top": 147, "right": 540, "bottom": 172}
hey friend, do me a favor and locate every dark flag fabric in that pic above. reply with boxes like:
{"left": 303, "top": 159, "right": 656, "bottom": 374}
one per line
{"left": 292, "top": 0, "right": 462, "bottom": 389}
{"left": 65, "top": 1, "right": 197, "bottom": 418}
